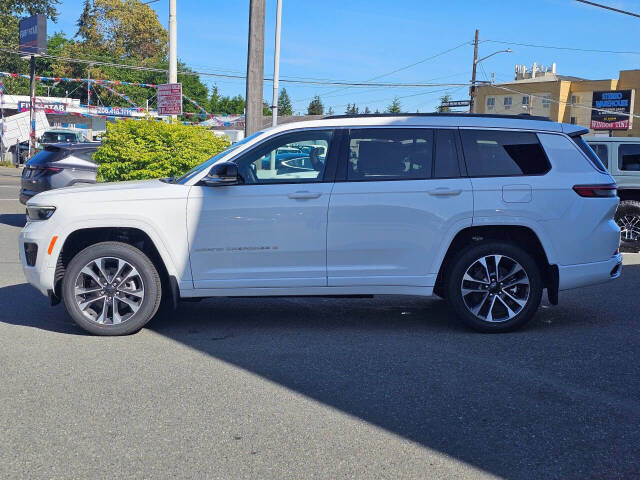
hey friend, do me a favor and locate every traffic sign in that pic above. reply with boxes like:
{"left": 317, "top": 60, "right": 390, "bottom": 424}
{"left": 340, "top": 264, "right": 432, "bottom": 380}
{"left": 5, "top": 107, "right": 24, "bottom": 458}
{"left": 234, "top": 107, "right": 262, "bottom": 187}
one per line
{"left": 157, "top": 83, "right": 183, "bottom": 116}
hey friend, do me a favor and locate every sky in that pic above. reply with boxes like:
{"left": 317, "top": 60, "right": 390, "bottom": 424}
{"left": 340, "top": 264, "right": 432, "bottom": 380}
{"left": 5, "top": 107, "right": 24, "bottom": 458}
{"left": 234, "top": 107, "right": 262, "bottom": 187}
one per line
{"left": 49, "top": 0, "right": 640, "bottom": 114}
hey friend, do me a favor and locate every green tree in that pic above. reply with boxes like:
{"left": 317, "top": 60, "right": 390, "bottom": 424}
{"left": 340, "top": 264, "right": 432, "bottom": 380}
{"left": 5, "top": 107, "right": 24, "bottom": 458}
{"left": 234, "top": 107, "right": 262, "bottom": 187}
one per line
{"left": 210, "top": 86, "right": 245, "bottom": 114}
{"left": 438, "top": 94, "right": 452, "bottom": 113}
{"left": 363, "top": 106, "right": 371, "bottom": 114}
{"left": 307, "top": 95, "right": 324, "bottom": 115}
{"left": 345, "top": 103, "right": 359, "bottom": 115}
{"left": 263, "top": 101, "right": 272, "bottom": 116}
{"left": 94, "top": 118, "right": 230, "bottom": 181}
{"left": 386, "top": 96, "right": 402, "bottom": 113}
{"left": 278, "top": 88, "right": 292, "bottom": 116}
{"left": 326, "top": 106, "right": 334, "bottom": 115}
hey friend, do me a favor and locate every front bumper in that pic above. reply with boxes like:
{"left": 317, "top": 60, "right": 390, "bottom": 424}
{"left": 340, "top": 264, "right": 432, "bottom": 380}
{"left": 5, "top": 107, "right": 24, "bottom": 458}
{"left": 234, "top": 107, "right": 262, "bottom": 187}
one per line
{"left": 558, "top": 254, "right": 623, "bottom": 291}
{"left": 19, "top": 221, "right": 58, "bottom": 297}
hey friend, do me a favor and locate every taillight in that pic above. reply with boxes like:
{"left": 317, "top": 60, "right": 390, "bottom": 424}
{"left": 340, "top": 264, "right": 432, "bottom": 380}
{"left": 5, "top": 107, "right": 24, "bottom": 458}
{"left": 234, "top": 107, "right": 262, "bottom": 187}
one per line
{"left": 35, "top": 166, "right": 62, "bottom": 176}
{"left": 572, "top": 184, "right": 617, "bottom": 198}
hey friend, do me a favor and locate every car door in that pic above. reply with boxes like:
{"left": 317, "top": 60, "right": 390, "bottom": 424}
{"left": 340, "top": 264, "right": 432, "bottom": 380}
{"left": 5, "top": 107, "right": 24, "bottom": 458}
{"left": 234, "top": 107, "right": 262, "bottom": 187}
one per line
{"left": 327, "top": 127, "right": 473, "bottom": 287}
{"left": 187, "top": 129, "right": 338, "bottom": 289}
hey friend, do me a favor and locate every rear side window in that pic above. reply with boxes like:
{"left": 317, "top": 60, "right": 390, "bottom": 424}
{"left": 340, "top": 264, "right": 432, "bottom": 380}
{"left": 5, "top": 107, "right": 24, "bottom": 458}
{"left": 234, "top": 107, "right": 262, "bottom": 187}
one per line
{"left": 588, "top": 143, "right": 609, "bottom": 169}
{"left": 618, "top": 144, "right": 640, "bottom": 171}
{"left": 74, "top": 150, "right": 97, "bottom": 163}
{"left": 348, "top": 129, "right": 433, "bottom": 180}
{"left": 571, "top": 135, "right": 607, "bottom": 173}
{"left": 460, "top": 130, "right": 551, "bottom": 177}
{"left": 25, "top": 148, "right": 63, "bottom": 166}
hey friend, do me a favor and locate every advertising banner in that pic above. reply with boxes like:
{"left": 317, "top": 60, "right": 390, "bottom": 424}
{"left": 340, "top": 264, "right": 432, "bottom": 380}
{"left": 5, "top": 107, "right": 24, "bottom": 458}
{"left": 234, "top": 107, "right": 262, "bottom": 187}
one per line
{"left": 590, "top": 90, "right": 634, "bottom": 130}
{"left": 18, "top": 101, "right": 66, "bottom": 114}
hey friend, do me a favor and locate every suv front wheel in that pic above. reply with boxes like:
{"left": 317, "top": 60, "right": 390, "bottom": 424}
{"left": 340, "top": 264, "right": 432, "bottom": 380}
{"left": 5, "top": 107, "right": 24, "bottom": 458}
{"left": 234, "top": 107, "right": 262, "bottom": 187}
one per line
{"left": 445, "top": 241, "right": 543, "bottom": 333}
{"left": 62, "top": 242, "right": 162, "bottom": 335}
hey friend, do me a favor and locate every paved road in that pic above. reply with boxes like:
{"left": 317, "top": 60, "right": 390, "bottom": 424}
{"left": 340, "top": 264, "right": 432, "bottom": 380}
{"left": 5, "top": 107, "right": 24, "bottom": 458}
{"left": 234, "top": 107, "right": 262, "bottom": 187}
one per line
{"left": 1, "top": 167, "right": 639, "bottom": 479}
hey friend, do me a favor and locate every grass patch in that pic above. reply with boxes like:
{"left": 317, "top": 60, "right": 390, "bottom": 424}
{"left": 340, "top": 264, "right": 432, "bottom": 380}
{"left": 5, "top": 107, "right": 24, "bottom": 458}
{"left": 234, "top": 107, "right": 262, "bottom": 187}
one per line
{"left": 0, "top": 160, "right": 16, "bottom": 168}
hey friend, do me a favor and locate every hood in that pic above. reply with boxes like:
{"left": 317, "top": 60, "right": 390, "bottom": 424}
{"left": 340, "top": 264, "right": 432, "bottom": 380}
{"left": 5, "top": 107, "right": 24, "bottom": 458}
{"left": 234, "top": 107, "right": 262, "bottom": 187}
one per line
{"left": 27, "top": 179, "right": 188, "bottom": 206}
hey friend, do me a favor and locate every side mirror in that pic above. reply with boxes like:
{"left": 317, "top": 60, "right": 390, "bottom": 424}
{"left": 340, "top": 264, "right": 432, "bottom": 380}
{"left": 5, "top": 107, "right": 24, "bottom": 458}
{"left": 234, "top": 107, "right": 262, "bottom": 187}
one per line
{"left": 203, "top": 162, "right": 239, "bottom": 186}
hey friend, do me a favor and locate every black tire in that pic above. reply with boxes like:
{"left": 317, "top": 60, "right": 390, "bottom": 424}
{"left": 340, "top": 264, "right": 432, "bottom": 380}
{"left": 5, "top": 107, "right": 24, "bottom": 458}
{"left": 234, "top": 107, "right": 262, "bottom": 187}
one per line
{"left": 615, "top": 200, "right": 640, "bottom": 253}
{"left": 445, "top": 241, "right": 543, "bottom": 333}
{"left": 62, "top": 241, "right": 162, "bottom": 336}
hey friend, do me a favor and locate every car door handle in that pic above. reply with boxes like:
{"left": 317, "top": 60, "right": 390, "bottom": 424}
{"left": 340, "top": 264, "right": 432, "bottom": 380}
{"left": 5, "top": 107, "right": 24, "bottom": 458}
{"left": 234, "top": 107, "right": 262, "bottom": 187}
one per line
{"left": 288, "top": 191, "right": 322, "bottom": 199}
{"left": 427, "top": 187, "right": 462, "bottom": 196}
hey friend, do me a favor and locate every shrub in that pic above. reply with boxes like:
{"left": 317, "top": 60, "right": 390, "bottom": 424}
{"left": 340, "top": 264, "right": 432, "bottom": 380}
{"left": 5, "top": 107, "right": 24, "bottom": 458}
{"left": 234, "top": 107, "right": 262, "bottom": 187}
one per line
{"left": 94, "top": 118, "right": 230, "bottom": 181}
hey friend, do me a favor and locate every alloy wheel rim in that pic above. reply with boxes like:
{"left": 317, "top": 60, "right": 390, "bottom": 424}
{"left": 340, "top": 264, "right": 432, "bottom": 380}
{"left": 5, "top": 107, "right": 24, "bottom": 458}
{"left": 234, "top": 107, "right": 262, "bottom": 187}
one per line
{"left": 460, "top": 254, "right": 530, "bottom": 323}
{"left": 74, "top": 257, "right": 145, "bottom": 325}
{"left": 618, "top": 215, "right": 640, "bottom": 242}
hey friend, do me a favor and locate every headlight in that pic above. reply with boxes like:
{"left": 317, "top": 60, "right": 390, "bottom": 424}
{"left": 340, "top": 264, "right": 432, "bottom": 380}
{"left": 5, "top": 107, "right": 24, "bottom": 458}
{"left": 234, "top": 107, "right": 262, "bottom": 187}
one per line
{"left": 26, "top": 206, "right": 56, "bottom": 221}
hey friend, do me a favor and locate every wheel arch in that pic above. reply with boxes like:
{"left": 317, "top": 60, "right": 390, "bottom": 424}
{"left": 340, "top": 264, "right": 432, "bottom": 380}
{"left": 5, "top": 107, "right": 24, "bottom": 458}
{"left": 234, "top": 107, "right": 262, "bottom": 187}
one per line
{"left": 433, "top": 225, "right": 557, "bottom": 303}
{"left": 53, "top": 227, "right": 179, "bottom": 307}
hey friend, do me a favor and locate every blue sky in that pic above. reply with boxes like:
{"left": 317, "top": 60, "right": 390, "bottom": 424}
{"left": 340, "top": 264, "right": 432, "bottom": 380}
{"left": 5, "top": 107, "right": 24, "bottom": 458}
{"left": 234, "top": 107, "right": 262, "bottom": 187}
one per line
{"left": 50, "top": 0, "right": 640, "bottom": 114}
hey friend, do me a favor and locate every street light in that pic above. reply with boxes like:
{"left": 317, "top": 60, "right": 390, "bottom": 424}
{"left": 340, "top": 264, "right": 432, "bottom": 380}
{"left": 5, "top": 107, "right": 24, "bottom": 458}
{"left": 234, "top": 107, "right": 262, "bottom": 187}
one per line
{"left": 470, "top": 30, "right": 512, "bottom": 113}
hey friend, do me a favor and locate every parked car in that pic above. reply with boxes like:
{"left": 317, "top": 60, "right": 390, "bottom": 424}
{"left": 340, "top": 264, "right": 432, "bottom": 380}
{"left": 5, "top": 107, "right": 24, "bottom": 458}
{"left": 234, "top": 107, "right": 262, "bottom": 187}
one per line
{"left": 19, "top": 143, "right": 101, "bottom": 205}
{"left": 586, "top": 136, "right": 640, "bottom": 252}
{"left": 19, "top": 113, "right": 622, "bottom": 336}
{"left": 39, "top": 129, "right": 90, "bottom": 145}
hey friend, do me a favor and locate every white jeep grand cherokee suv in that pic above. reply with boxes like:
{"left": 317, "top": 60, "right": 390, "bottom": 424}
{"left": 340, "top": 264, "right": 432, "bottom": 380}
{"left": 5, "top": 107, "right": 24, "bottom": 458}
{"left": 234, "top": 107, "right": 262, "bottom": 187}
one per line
{"left": 19, "top": 114, "right": 622, "bottom": 335}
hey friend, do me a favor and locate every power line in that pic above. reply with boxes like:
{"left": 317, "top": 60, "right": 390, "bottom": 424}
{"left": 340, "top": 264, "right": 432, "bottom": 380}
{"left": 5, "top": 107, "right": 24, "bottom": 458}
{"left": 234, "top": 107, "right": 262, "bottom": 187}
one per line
{"left": 0, "top": 47, "right": 471, "bottom": 89}
{"left": 483, "top": 39, "right": 640, "bottom": 55}
{"left": 575, "top": 0, "right": 640, "bottom": 19}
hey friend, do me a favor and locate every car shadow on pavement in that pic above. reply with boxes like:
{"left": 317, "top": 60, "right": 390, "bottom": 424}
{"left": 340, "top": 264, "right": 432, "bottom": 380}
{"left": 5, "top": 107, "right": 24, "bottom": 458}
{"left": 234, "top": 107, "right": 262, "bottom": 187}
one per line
{"left": 0, "top": 283, "right": 85, "bottom": 335}
{"left": 0, "top": 214, "right": 26, "bottom": 228}
{"left": 146, "top": 264, "right": 640, "bottom": 480}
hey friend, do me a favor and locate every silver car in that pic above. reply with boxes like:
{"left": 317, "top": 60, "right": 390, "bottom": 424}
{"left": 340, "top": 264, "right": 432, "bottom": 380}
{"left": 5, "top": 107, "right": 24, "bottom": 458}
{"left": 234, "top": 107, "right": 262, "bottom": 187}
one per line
{"left": 19, "top": 143, "right": 101, "bottom": 205}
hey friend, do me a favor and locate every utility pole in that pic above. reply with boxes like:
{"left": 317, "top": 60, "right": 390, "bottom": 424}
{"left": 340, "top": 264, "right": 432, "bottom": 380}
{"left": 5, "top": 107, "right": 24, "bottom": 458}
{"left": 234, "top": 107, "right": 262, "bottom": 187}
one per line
{"left": 0, "top": 80, "right": 5, "bottom": 163}
{"left": 271, "top": 0, "right": 282, "bottom": 128}
{"left": 29, "top": 55, "right": 36, "bottom": 158}
{"left": 168, "top": 0, "right": 178, "bottom": 121}
{"left": 469, "top": 29, "right": 479, "bottom": 114}
{"left": 245, "top": 0, "right": 265, "bottom": 136}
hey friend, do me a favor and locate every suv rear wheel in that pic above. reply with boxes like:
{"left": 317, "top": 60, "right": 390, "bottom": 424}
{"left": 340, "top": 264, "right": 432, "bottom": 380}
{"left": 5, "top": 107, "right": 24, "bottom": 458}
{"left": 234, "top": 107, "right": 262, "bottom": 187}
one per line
{"left": 616, "top": 200, "right": 640, "bottom": 253}
{"left": 445, "top": 241, "right": 543, "bottom": 333}
{"left": 62, "top": 242, "right": 162, "bottom": 335}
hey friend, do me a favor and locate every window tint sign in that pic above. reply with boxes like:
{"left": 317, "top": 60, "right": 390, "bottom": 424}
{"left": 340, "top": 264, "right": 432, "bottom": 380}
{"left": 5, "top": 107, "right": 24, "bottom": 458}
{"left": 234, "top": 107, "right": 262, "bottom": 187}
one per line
{"left": 18, "top": 14, "right": 47, "bottom": 56}
{"left": 590, "top": 90, "right": 634, "bottom": 130}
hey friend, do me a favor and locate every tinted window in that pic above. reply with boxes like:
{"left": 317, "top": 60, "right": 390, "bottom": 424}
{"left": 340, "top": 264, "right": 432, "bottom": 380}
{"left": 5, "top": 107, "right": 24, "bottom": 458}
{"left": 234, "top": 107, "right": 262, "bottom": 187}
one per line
{"left": 619, "top": 143, "right": 640, "bottom": 171}
{"left": 572, "top": 135, "right": 607, "bottom": 172}
{"left": 236, "top": 130, "right": 332, "bottom": 184}
{"left": 434, "top": 129, "right": 460, "bottom": 178}
{"left": 348, "top": 129, "right": 433, "bottom": 180}
{"left": 460, "top": 130, "right": 550, "bottom": 177}
{"left": 588, "top": 143, "right": 609, "bottom": 169}
{"left": 41, "top": 132, "right": 78, "bottom": 143}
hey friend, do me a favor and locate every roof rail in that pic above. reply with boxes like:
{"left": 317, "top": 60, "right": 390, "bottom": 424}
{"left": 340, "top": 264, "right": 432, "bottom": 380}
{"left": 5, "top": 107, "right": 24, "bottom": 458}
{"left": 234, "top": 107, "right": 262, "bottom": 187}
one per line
{"left": 322, "top": 112, "right": 552, "bottom": 122}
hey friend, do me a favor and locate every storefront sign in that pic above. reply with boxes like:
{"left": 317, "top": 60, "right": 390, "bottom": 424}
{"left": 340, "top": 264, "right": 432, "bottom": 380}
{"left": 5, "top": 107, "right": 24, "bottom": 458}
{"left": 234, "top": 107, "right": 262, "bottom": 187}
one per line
{"left": 92, "top": 106, "right": 138, "bottom": 117}
{"left": 19, "top": 14, "right": 47, "bottom": 56}
{"left": 590, "top": 90, "right": 634, "bottom": 130}
{"left": 441, "top": 100, "right": 471, "bottom": 108}
{"left": 18, "top": 101, "right": 66, "bottom": 114}
{"left": 157, "top": 83, "right": 183, "bottom": 115}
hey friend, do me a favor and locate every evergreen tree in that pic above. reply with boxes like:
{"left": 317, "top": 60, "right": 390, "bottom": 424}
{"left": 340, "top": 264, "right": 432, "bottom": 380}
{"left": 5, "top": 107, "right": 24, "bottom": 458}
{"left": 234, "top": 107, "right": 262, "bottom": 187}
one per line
{"left": 327, "top": 106, "right": 334, "bottom": 115}
{"left": 386, "top": 97, "right": 402, "bottom": 113}
{"left": 307, "top": 95, "right": 324, "bottom": 115}
{"left": 438, "top": 94, "right": 452, "bottom": 113}
{"left": 278, "top": 88, "right": 293, "bottom": 116}
{"left": 363, "top": 106, "right": 371, "bottom": 114}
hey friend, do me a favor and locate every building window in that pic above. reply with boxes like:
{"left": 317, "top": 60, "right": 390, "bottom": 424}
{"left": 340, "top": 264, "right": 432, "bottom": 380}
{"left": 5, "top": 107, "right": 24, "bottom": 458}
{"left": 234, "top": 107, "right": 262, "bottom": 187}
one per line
{"left": 522, "top": 96, "right": 530, "bottom": 105}
{"left": 570, "top": 117, "right": 577, "bottom": 124}
{"left": 542, "top": 95, "right": 551, "bottom": 108}
{"left": 504, "top": 97, "right": 512, "bottom": 110}
{"left": 487, "top": 97, "right": 495, "bottom": 110}
{"left": 571, "top": 95, "right": 579, "bottom": 105}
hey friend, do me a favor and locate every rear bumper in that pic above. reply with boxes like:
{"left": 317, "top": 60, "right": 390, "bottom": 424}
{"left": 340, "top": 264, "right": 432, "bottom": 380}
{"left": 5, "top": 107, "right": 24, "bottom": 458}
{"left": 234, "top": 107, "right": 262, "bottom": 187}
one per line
{"left": 19, "top": 188, "right": 36, "bottom": 205}
{"left": 558, "top": 254, "right": 622, "bottom": 291}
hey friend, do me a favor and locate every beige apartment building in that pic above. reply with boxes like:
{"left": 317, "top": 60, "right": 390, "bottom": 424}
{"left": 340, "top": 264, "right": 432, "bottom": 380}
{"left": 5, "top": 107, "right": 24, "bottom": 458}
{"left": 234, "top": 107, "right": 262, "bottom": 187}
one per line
{"left": 475, "top": 63, "right": 640, "bottom": 137}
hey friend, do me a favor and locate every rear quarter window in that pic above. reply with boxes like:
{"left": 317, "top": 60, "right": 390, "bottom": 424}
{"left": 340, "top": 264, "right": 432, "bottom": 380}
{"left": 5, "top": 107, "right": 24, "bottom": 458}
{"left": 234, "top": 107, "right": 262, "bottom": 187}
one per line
{"left": 571, "top": 135, "right": 607, "bottom": 173}
{"left": 460, "top": 130, "right": 550, "bottom": 177}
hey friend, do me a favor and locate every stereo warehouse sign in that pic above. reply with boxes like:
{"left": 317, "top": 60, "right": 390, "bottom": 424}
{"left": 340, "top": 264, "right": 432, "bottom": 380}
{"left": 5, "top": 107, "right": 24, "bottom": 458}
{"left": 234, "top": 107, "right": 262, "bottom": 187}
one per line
{"left": 590, "top": 90, "right": 635, "bottom": 130}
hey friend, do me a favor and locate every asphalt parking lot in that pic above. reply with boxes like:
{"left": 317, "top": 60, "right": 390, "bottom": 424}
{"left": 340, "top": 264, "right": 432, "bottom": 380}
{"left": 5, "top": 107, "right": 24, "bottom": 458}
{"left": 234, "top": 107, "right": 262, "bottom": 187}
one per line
{"left": 1, "top": 166, "right": 639, "bottom": 479}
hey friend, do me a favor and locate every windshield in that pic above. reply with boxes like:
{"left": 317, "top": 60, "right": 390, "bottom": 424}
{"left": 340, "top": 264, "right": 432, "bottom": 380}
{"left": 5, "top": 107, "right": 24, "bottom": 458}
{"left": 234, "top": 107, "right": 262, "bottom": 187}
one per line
{"left": 171, "top": 130, "right": 265, "bottom": 184}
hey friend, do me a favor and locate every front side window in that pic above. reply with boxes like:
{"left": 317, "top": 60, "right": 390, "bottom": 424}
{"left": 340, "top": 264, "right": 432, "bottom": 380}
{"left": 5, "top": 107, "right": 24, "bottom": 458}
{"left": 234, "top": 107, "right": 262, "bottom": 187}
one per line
{"left": 460, "top": 130, "right": 551, "bottom": 177}
{"left": 619, "top": 143, "right": 640, "bottom": 171}
{"left": 347, "top": 129, "right": 433, "bottom": 181}
{"left": 236, "top": 130, "right": 333, "bottom": 184}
